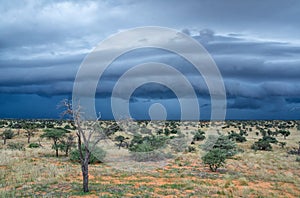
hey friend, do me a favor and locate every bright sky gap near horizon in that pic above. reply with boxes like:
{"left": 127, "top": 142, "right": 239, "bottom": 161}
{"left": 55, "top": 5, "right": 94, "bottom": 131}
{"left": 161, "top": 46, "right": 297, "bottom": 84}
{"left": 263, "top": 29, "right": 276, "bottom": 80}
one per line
{"left": 0, "top": 0, "right": 300, "bottom": 120}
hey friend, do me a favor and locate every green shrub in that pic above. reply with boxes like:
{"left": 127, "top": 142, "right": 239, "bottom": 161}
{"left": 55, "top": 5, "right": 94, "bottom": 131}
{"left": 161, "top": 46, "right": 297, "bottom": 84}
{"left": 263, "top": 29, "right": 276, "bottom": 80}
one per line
{"left": 7, "top": 142, "right": 25, "bottom": 151}
{"left": 187, "top": 146, "right": 196, "bottom": 152}
{"left": 228, "top": 132, "right": 246, "bottom": 143}
{"left": 296, "top": 157, "right": 300, "bottom": 162}
{"left": 28, "top": 142, "right": 40, "bottom": 148}
{"left": 202, "top": 148, "right": 226, "bottom": 172}
{"left": 201, "top": 135, "right": 238, "bottom": 157}
{"left": 193, "top": 130, "right": 205, "bottom": 141}
{"left": 279, "top": 142, "right": 286, "bottom": 148}
{"left": 64, "top": 125, "right": 72, "bottom": 130}
{"left": 278, "top": 130, "right": 290, "bottom": 139}
{"left": 164, "top": 128, "right": 170, "bottom": 136}
{"left": 129, "top": 135, "right": 166, "bottom": 152}
{"left": 262, "top": 136, "right": 278, "bottom": 144}
{"left": 251, "top": 136, "right": 278, "bottom": 151}
{"left": 251, "top": 139, "right": 272, "bottom": 151}
{"left": 70, "top": 145, "right": 106, "bottom": 164}
{"left": 2, "top": 129, "right": 14, "bottom": 139}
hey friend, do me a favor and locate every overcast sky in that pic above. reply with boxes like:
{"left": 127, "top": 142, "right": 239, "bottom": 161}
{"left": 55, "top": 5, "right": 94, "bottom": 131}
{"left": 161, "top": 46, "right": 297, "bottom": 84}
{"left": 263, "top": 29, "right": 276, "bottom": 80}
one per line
{"left": 0, "top": 0, "right": 300, "bottom": 120}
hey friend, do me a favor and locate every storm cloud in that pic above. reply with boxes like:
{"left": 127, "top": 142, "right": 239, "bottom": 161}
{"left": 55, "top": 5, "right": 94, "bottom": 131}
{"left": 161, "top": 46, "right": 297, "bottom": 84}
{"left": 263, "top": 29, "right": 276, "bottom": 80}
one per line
{"left": 0, "top": 0, "right": 300, "bottom": 119}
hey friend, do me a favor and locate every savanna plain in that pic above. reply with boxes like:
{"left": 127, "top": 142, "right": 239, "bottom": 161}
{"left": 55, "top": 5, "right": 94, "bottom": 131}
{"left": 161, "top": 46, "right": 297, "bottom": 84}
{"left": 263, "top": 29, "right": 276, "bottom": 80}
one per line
{"left": 0, "top": 119, "right": 300, "bottom": 197}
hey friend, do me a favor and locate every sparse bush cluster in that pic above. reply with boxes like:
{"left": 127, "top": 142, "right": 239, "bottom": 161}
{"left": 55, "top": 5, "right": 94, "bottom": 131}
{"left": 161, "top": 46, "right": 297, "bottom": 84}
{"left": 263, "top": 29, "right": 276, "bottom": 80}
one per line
{"left": 201, "top": 135, "right": 238, "bottom": 172}
{"left": 128, "top": 134, "right": 173, "bottom": 162}
{"left": 251, "top": 136, "right": 278, "bottom": 151}
{"left": 1, "top": 119, "right": 299, "bottom": 173}
{"left": 129, "top": 134, "right": 167, "bottom": 152}
{"left": 228, "top": 130, "right": 247, "bottom": 143}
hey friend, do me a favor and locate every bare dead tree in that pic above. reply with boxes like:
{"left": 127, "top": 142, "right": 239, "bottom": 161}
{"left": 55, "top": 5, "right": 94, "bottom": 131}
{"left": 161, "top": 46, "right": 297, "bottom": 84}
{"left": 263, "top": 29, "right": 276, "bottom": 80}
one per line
{"left": 60, "top": 99, "right": 108, "bottom": 193}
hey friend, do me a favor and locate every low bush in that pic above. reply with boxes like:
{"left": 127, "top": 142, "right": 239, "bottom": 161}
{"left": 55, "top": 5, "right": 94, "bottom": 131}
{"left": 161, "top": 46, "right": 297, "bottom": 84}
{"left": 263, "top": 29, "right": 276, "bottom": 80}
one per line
{"left": 187, "top": 146, "right": 196, "bottom": 152}
{"left": 287, "top": 142, "right": 300, "bottom": 155}
{"left": 251, "top": 139, "right": 272, "bottom": 151}
{"left": 129, "top": 135, "right": 167, "bottom": 152}
{"left": 251, "top": 136, "right": 278, "bottom": 151}
{"left": 262, "top": 136, "right": 278, "bottom": 144}
{"left": 228, "top": 132, "right": 247, "bottom": 143}
{"left": 193, "top": 130, "right": 205, "bottom": 141}
{"left": 70, "top": 145, "right": 106, "bottom": 164}
{"left": 28, "top": 142, "right": 40, "bottom": 148}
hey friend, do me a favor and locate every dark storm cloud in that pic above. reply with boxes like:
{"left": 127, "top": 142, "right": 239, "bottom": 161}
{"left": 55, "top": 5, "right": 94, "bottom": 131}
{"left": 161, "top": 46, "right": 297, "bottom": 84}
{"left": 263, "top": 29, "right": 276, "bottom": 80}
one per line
{"left": 228, "top": 97, "right": 261, "bottom": 110}
{"left": 1, "top": 32, "right": 300, "bottom": 100}
{"left": 0, "top": 0, "right": 300, "bottom": 119}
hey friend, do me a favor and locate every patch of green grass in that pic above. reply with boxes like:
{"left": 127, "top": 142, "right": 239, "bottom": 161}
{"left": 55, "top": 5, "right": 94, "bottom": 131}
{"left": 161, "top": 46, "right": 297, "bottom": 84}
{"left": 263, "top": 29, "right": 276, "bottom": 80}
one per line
{"left": 160, "top": 183, "right": 187, "bottom": 189}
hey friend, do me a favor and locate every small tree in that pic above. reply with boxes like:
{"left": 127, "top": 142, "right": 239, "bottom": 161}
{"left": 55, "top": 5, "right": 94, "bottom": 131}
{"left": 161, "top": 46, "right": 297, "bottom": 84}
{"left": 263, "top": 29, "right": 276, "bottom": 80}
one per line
{"left": 58, "top": 134, "right": 75, "bottom": 156}
{"left": 60, "top": 99, "right": 111, "bottom": 193}
{"left": 2, "top": 129, "right": 14, "bottom": 144}
{"left": 201, "top": 135, "right": 237, "bottom": 157}
{"left": 279, "top": 142, "right": 286, "bottom": 148}
{"left": 115, "top": 135, "right": 125, "bottom": 149}
{"left": 278, "top": 130, "right": 290, "bottom": 139}
{"left": 202, "top": 148, "right": 226, "bottom": 172}
{"left": 201, "top": 134, "right": 238, "bottom": 172}
{"left": 41, "top": 128, "right": 66, "bottom": 157}
{"left": 24, "top": 125, "right": 35, "bottom": 144}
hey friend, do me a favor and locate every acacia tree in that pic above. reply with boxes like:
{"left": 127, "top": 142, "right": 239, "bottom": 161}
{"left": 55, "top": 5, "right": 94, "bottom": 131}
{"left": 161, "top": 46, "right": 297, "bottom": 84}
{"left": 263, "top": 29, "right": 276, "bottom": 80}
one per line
{"left": 60, "top": 99, "right": 108, "bottom": 193}
{"left": 115, "top": 135, "right": 125, "bottom": 149}
{"left": 278, "top": 130, "right": 290, "bottom": 139}
{"left": 24, "top": 124, "right": 35, "bottom": 144}
{"left": 2, "top": 129, "right": 14, "bottom": 145}
{"left": 202, "top": 148, "right": 226, "bottom": 172}
{"left": 60, "top": 134, "right": 75, "bottom": 156}
{"left": 41, "top": 128, "right": 66, "bottom": 157}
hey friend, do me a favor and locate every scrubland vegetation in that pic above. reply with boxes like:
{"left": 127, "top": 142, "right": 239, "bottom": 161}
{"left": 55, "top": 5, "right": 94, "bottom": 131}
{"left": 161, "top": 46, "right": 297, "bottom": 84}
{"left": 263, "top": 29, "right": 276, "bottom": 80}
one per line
{"left": 0, "top": 119, "right": 300, "bottom": 197}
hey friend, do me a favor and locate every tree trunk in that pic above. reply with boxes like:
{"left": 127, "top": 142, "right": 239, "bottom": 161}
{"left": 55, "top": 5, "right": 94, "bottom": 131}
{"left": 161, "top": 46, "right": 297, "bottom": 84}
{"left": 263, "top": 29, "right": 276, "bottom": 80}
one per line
{"left": 3, "top": 137, "right": 6, "bottom": 145}
{"left": 118, "top": 141, "right": 123, "bottom": 149}
{"left": 27, "top": 135, "right": 31, "bottom": 144}
{"left": 82, "top": 149, "right": 90, "bottom": 192}
{"left": 54, "top": 139, "right": 59, "bottom": 157}
{"left": 82, "top": 159, "right": 89, "bottom": 192}
{"left": 77, "top": 133, "right": 89, "bottom": 193}
{"left": 65, "top": 147, "right": 69, "bottom": 156}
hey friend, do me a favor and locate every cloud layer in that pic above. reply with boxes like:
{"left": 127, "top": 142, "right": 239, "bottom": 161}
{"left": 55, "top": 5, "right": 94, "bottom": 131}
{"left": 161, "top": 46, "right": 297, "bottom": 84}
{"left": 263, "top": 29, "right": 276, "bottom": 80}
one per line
{"left": 0, "top": 0, "right": 300, "bottom": 119}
